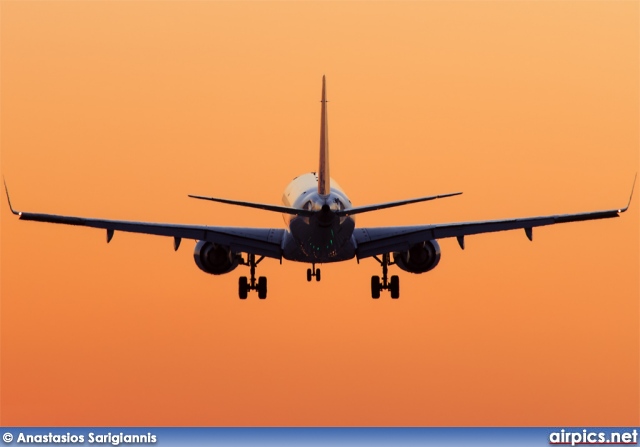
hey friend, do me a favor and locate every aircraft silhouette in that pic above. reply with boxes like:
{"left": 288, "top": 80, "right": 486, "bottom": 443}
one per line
{"left": 4, "top": 77, "right": 636, "bottom": 299}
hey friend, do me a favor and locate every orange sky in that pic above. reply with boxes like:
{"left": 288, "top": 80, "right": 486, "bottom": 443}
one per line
{"left": 1, "top": 1, "right": 638, "bottom": 426}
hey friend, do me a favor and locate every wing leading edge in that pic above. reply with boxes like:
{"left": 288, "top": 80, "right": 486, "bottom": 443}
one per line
{"left": 354, "top": 176, "right": 636, "bottom": 260}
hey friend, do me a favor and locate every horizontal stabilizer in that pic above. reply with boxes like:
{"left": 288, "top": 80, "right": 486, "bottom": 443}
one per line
{"left": 188, "top": 194, "right": 315, "bottom": 217}
{"left": 335, "top": 192, "right": 462, "bottom": 217}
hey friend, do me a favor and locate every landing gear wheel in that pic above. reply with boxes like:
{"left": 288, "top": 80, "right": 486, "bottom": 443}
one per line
{"left": 307, "top": 264, "right": 321, "bottom": 282}
{"left": 257, "top": 276, "right": 267, "bottom": 299}
{"left": 239, "top": 254, "right": 266, "bottom": 298}
{"left": 371, "top": 275, "right": 381, "bottom": 299}
{"left": 239, "top": 276, "right": 249, "bottom": 299}
{"left": 371, "top": 253, "right": 400, "bottom": 298}
{"left": 390, "top": 275, "right": 400, "bottom": 299}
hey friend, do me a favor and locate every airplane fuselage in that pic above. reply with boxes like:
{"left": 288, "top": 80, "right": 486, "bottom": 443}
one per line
{"left": 281, "top": 172, "right": 356, "bottom": 263}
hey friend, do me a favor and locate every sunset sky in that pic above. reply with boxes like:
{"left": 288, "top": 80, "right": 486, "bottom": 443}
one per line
{"left": 1, "top": 1, "right": 638, "bottom": 426}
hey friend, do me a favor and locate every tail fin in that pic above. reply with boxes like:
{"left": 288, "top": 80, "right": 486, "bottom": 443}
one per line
{"left": 318, "top": 75, "right": 330, "bottom": 196}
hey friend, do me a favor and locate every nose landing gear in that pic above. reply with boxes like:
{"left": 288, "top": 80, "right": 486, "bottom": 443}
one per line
{"left": 306, "top": 263, "right": 321, "bottom": 282}
{"left": 371, "top": 253, "right": 400, "bottom": 299}
{"left": 238, "top": 253, "right": 267, "bottom": 299}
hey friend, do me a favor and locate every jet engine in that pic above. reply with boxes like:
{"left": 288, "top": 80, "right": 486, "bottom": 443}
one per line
{"left": 393, "top": 240, "right": 441, "bottom": 274}
{"left": 193, "top": 241, "right": 240, "bottom": 275}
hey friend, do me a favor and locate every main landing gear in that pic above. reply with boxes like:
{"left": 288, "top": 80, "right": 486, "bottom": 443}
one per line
{"left": 307, "top": 263, "right": 321, "bottom": 282}
{"left": 238, "top": 253, "right": 267, "bottom": 299}
{"left": 371, "top": 253, "right": 400, "bottom": 299}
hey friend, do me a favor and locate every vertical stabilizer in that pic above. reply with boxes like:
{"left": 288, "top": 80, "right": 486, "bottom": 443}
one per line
{"left": 318, "top": 76, "right": 330, "bottom": 195}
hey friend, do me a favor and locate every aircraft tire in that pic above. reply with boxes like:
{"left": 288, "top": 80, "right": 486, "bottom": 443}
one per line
{"left": 239, "top": 277, "right": 249, "bottom": 299}
{"left": 390, "top": 275, "right": 400, "bottom": 299}
{"left": 257, "top": 276, "right": 267, "bottom": 299}
{"left": 316, "top": 268, "right": 321, "bottom": 282}
{"left": 371, "top": 276, "right": 381, "bottom": 299}
{"left": 306, "top": 268, "right": 312, "bottom": 282}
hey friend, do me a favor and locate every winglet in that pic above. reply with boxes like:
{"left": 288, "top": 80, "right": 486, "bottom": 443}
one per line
{"left": 318, "top": 75, "right": 330, "bottom": 196}
{"left": 3, "top": 177, "right": 20, "bottom": 216}
{"left": 618, "top": 172, "right": 637, "bottom": 213}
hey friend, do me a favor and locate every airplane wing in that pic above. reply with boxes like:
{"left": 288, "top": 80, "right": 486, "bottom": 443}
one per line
{"left": 354, "top": 183, "right": 635, "bottom": 260}
{"left": 4, "top": 186, "right": 284, "bottom": 259}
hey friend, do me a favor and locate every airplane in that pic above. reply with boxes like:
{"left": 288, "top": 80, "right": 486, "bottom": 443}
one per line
{"left": 4, "top": 76, "right": 636, "bottom": 299}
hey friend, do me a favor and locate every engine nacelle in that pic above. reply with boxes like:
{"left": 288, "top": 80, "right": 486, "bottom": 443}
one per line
{"left": 193, "top": 241, "right": 240, "bottom": 275}
{"left": 393, "top": 240, "right": 441, "bottom": 274}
